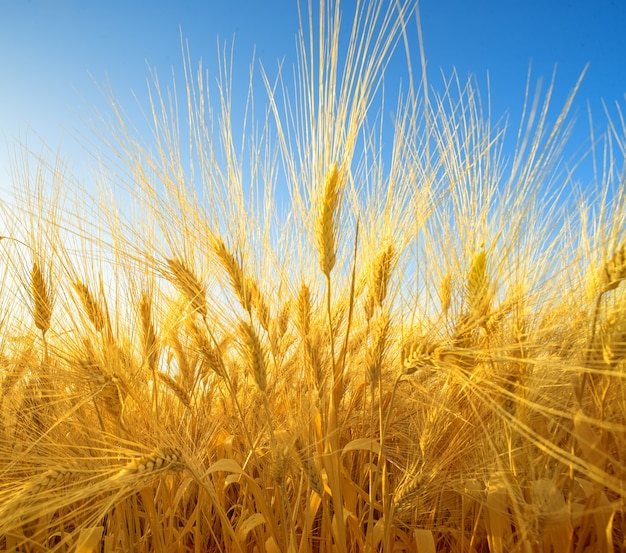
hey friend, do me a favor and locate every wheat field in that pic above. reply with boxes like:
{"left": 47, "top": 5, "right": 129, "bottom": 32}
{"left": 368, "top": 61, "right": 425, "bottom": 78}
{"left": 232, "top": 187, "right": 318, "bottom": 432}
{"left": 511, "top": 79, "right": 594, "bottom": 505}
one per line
{"left": 1, "top": 1, "right": 625, "bottom": 551}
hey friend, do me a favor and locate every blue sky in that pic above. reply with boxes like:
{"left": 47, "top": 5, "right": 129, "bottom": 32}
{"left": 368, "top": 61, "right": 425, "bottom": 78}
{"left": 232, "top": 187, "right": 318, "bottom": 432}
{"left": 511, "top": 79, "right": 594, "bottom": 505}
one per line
{"left": 1, "top": 0, "right": 625, "bottom": 197}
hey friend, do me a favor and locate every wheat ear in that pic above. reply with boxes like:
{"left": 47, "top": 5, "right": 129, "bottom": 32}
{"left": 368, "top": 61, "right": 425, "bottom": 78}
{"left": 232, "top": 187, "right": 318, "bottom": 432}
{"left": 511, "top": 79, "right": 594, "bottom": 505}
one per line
{"left": 31, "top": 262, "right": 52, "bottom": 335}
{"left": 600, "top": 242, "right": 626, "bottom": 294}
{"left": 165, "top": 257, "right": 208, "bottom": 317}
{"left": 139, "top": 293, "right": 159, "bottom": 371}
{"left": 210, "top": 235, "right": 252, "bottom": 312}
{"left": 365, "top": 243, "right": 395, "bottom": 319}
{"left": 295, "top": 438, "right": 324, "bottom": 497}
{"left": 239, "top": 320, "right": 267, "bottom": 392}
{"left": 439, "top": 272, "right": 452, "bottom": 314}
{"left": 296, "top": 283, "right": 312, "bottom": 338}
{"left": 366, "top": 310, "right": 390, "bottom": 385}
{"left": 315, "top": 163, "right": 342, "bottom": 278}
{"left": 372, "top": 243, "right": 395, "bottom": 306}
{"left": 467, "top": 247, "right": 490, "bottom": 321}
{"left": 73, "top": 280, "right": 109, "bottom": 334}
{"left": 158, "top": 371, "right": 191, "bottom": 408}
{"left": 114, "top": 447, "right": 184, "bottom": 481}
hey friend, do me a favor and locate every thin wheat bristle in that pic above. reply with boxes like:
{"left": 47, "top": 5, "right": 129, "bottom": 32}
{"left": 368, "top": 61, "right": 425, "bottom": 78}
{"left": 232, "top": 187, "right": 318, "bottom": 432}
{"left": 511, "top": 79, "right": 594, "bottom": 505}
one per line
{"left": 31, "top": 262, "right": 52, "bottom": 335}
{"left": 239, "top": 320, "right": 267, "bottom": 392}
{"left": 315, "top": 163, "right": 342, "bottom": 278}
{"left": 165, "top": 257, "right": 208, "bottom": 317}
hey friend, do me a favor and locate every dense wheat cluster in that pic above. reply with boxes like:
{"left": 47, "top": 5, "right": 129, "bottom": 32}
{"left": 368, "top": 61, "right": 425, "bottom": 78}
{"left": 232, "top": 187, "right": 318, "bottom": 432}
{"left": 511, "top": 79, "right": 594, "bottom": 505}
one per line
{"left": 1, "top": 0, "right": 625, "bottom": 551}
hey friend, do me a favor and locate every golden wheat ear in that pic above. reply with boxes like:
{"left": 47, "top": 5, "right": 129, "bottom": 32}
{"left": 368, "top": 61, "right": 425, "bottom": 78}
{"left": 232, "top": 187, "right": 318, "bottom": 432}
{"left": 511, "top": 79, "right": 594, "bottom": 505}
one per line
{"left": 600, "top": 243, "right": 626, "bottom": 294}
{"left": 209, "top": 234, "right": 253, "bottom": 313}
{"left": 73, "top": 279, "right": 109, "bottom": 334}
{"left": 165, "top": 257, "right": 208, "bottom": 317}
{"left": 239, "top": 320, "right": 267, "bottom": 392}
{"left": 467, "top": 246, "right": 491, "bottom": 321}
{"left": 31, "top": 262, "right": 52, "bottom": 336}
{"left": 315, "top": 163, "right": 343, "bottom": 278}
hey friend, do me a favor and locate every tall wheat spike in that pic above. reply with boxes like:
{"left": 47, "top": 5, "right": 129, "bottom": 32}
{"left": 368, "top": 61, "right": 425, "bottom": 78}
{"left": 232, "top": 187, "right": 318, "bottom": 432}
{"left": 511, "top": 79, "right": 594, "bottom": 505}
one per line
{"left": 31, "top": 261, "right": 52, "bottom": 336}
{"left": 73, "top": 279, "right": 109, "bottom": 334}
{"left": 600, "top": 242, "right": 626, "bottom": 294}
{"left": 315, "top": 163, "right": 343, "bottom": 279}
{"left": 239, "top": 320, "right": 267, "bottom": 393}
{"left": 209, "top": 234, "right": 252, "bottom": 312}
{"left": 165, "top": 257, "right": 208, "bottom": 317}
{"left": 467, "top": 246, "right": 490, "bottom": 321}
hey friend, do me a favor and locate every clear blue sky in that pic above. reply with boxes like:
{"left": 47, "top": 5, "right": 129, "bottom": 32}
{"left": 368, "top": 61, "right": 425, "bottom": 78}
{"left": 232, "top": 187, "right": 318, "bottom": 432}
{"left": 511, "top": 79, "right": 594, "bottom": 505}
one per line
{"left": 1, "top": 0, "right": 625, "bottom": 196}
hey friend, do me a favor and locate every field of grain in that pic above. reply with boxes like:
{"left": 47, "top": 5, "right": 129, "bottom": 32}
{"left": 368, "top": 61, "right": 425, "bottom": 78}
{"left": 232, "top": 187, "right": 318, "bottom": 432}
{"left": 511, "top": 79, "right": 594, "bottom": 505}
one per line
{"left": 0, "top": 1, "right": 624, "bottom": 551}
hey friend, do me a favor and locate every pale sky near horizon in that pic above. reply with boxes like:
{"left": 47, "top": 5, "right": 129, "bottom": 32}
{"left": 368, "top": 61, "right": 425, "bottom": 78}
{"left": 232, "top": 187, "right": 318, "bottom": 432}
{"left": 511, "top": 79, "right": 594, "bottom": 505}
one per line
{"left": 1, "top": 0, "right": 625, "bottom": 200}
